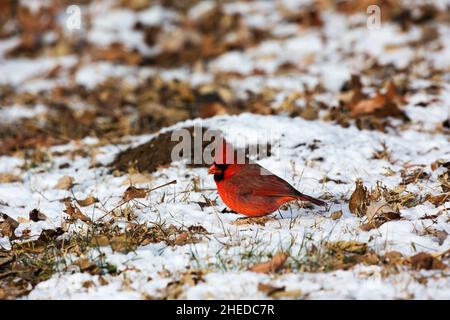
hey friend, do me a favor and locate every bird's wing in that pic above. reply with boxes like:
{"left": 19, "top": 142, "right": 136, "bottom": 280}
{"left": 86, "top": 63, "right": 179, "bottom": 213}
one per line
{"left": 233, "top": 164, "right": 299, "bottom": 198}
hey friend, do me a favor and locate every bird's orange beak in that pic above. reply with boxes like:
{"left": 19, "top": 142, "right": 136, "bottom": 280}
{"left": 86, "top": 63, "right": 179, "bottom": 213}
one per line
{"left": 208, "top": 164, "right": 220, "bottom": 175}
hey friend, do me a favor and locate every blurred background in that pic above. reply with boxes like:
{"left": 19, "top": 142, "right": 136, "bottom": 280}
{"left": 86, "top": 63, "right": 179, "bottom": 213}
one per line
{"left": 0, "top": 0, "right": 449, "bottom": 156}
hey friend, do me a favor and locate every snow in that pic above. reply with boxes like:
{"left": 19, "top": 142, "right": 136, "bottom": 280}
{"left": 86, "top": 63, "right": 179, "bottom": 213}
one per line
{"left": 1, "top": 113, "right": 449, "bottom": 299}
{"left": 0, "top": 104, "right": 47, "bottom": 124}
{"left": 0, "top": 56, "right": 77, "bottom": 87}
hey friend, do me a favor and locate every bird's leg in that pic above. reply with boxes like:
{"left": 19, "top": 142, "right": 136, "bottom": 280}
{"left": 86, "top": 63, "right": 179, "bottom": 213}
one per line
{"left": 221, "top": 207, "right": 238, "bottom": 214}
{"left": 277, "top": 210, "right": 284, "bottom": 219}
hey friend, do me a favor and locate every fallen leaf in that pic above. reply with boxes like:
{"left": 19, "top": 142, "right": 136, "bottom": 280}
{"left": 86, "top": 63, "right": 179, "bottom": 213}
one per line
{"left": 64, "top": 201, "right": 92, "bottom": 224}
{"left": 90, "top": 235, "right": 110, "bottom": 247}
{"left": 271, "top": 289, "right": 303, "bottom": 299}
{"left": 29, "top": 209, "right": 47, "bottom": 222}
{"left": 0, "top": 213, "right": 19, "bottom": 239}
{"left": 74, "top": 258, "right": 100, "bottom": 275}
{"left": 122, "top": 186, "right": 147, "bottom": 202}
{"left": 330, "top": 210, "right": 343, "bottom": 220}
{"left": 435, "top": 230, "right": 448, "bottom": 245}
{"left": 257, "top": 283, "right": 286, "bottom": 296}
{"left": 82, "top": 280, "right": 95, "bottom": 289}
{"left": 110, "top": 235, "right": 137, "bottom": 253}
{"left": 0, "top": 173, "right": 22, "bottom": 183}
{"left": 393, "top": 185, "right": 406, "bottom": 194}
{"left": 173, "top": 231, "right": 189, "bottom": 246}
{"left": 0, "top": 256, "right": 12, "bottom": 267}
{"left": 362, "top": 201, "right": 401, "bottom": 230}
{"left": 384, "top": 251, "right": 405, "bottom": 265}
{"left": 356, "top": 252, "right": 379, "bottom": 265}
{"left": 423, "top": 228, "right": 448, "bottom": 246}
{"left": 250, "top": 252, "right": 288, "bottom": 273}
{"left": 77, "top": 195, "right": 98, "bottom": 207}
{"left": 94, "top": 42, "right": 142, "bottom": 65}
{"left": 349, "top": 81, "right": 407, "bottom": 119}
{"left": 426, "top": 193, "right": 450, "bottom": 207}
{"left": 187, "top": 225, "right": 208, "bottom": 234}
{"left": 121, "top": 0, "right": 149, "bottom": 10}
{"left": 349, "top": 179, "right": 369, "bottom": 217}
{"left": 36, "top": 227, "right": 65, "bottom": 243}
{"left": 199, "top": 102, "right": 227, "bottom": 118}
{"left": 326, "top": 241, "right": 367, "bottom": 254}
{"left": 55, "top": 175, "right": 74, "bottom": 190}
{"left": 98, "top": 276, "right": 109, "bottom": 286}
{"left": 350, "top": 92, "right": 386, "bottom": 117}
{"left": 410, "top": 252, "right": 446, "bottom": 270}
{"left": 164, "top": 280, "right": 184, "bottom": 299}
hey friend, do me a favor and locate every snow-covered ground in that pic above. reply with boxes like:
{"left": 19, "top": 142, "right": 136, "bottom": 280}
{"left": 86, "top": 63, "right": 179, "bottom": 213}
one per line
{"left": 0, "top": 0, "right": 449, "bottom": 299}
{"left": 1, "top": 114, "right": 449, "bottom": 299}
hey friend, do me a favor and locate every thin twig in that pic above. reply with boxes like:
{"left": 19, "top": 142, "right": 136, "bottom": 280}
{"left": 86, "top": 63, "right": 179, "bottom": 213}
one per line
{"left": 98, "top": 180, "right": 177, "bottom": 220}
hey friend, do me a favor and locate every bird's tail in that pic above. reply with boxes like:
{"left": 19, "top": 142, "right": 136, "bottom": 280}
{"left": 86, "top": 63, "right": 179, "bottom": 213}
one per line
{"left": 296, "top": 193, "right": 327, "bottom": 207}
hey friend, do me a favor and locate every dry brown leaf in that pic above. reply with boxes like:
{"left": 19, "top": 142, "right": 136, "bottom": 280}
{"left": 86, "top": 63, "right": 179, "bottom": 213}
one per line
{"left": 94, "top": 43, "right": 142, "bottom": 65}
{"left": 435, "top": 230, "right": 448, "bottom": 245}
{"left": 179, "top": 271, "right": 203, "bottom": 287}
{"left": 74, "top": 258, "right": 100, "bottom": 275}
{"left": 351, "top": 93, "right": 386, "bottom": 117}
{"left": 110, "top": 235, "right": 137, "bottom": 253}
{"left": 199, "top": 102, "right": 227, "bottom": 118}
{"left": 349, "top": 81, "right": 406, "bottom": 119}
{"left": 0, "top": 255, "right": 12, "bottom": 267}
{"left": 385, "top": 80, "right": 406, "bottom": 105}
{"left": 356, "top": 252, "right": 379, "bottom": 265}
{"left": 120, "top": 0, "right": 149, "bottom": 10}
{"left": 384, "top": 251, "right": 405, "bottom": 265}
{"left": 426, "top": 193, "right": 450, "bottom": 206}
{"left": 98, "top": 276, "right": 109, "bottom": 286}
{"left": 122, "top": 186, "right": 147, "bottom": 202}
{"left": 29, "top": 209, "right": 47, "bottom": 222}
{"left": 55, "top": 175, "right": 74, "bottom": 190}
{"left": 90, "top": 235, "right": 110, "bottom": 247}
{"left": 271, "top": 289, "right": 303, "bottom": 299}
{"left": 0, "top": 213, "right": 19, "bottom": 239}
{"left": 362, "top": 201, "right": 401, "bottom": 231}
{"left": 330, "top": 210, "right": 343, "bottom": 220}
{"left": 82, "top": 280, "right": 95, "bottom": 289}
{"left": 349, "top": 179, "right": 369, "bottom": 217}
{"left": 0, "top": 173, "right": 22, "bottom": 183}
{"left": 77, "top": 195, "right": 98, "bottom": 207}
{"left": 423, "top": 228, "right": 448, "bottom": 246}
{"left": 187, "top": 225, "right": 208, "bottom": 234}
{"left": 326, "top": 241, "right": 367, "bottom": 254}
{"left": 173, "top": 231, "right": 189, "bottom": 246}
{"left": 257, "top": 283, "right": 286, "bottom": 296}
{"left": 64, "top": 201, "right": 92, "bottom": 224}
{"left": 410, "top": 252, "right": 446, "bottom": 270}
{"left": 250, "top": 252, "right": 288, "bottom": 274}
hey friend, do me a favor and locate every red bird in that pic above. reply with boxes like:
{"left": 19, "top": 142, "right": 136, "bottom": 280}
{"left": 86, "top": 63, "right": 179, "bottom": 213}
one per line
{"left": 208, "top": 139, "right": 326, "bottom": 217}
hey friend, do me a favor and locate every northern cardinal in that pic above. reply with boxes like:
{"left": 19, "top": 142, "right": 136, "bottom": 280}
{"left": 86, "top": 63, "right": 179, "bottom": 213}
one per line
{"left": 208, "top": 139, "right": 326, "bottom": 217}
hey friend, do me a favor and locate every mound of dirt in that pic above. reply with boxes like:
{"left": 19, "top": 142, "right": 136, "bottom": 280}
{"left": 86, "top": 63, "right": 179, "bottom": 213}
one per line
{"left": 111, "top": 126, "right": 271, "bottom": 174}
